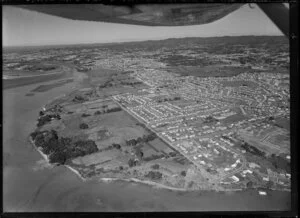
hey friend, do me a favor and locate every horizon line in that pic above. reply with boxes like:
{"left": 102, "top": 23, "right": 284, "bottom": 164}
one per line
{"left": 3, "top": 34, "right": 285, "bottom": 49}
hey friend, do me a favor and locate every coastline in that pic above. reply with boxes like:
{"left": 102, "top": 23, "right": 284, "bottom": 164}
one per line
{"left": 3, "top": 71, "right": 62, "bottom": 80}
{"left": 65, "top": 165, "right": 87, "bottom": 181}
{"left": 29, "top": 137, "right": 49, "bottom": 162}
{"left": 99, "top": 177, "right": 189, "bottom": 192}
{"left": 29, "top": 136, "right": 291, "bottom": 194}
{"left": 30, "top": 135, "right": 190, "bottom": 191}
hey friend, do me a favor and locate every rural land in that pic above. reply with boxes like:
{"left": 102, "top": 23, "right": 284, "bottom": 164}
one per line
{"left": 3, "top": 36, "right": 290, "bottom": 193}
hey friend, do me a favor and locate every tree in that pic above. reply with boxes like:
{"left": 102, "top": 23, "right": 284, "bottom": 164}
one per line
{"left": 136, "top": 137, "right": 143, "bottom": 144}
{"left": 151, "top": 164, "right": 160, "bottom": 170}
{"left": 94, "top": 111, "right": 101, "bottom": 115}
{"left": 128, "top": 158, "right": 136, "bottom": 167}
{"left": 37, "top": 115, "right": 52, "bottom": 127}
{"left": 169, "top": 151, "right": 177, "bottom": 157}
{"left": 49, "top": 150, "right": 67, "bottom": 165}
{"left": 79, "top": 123, "right": 89, "bottom": 129}
{"left": 39, "top": 111, "right": 45, "bottom": 116}
{"left": 145, "top": 171, "right": 162, "bottom": 180}
{"left": 81, "top": 113, "right": 91, "bottom": 117}
{"left": 30, "top": 130, "right": 42, "bottom": 141}
{"left": 112, "top": 143, "right": 121, "bottom": 149}
{"left": 181, "top": 171, "right": 186, "bottom": 177}
{"left": 246, "top": 181, "right": 253, "bottom": 188}
{"left": 73, "top": 95, "right": 85, "bottom": 102}
{"left": 135, "top": 147, "right": 144, "bottom": 159}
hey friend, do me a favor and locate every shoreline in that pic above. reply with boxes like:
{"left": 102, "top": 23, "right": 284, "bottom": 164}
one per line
{"left": 30, "top": 136, "right": 194, "bottom": 191}
{"left": 29, "top": 136, "right": 291, "bottom": 194}
{"left": 3, "top": 71, "right": 63, "bottom": 80}
{"left": 65, "top": 165, "right": 87, "bottom": 181}
{"left": 99, "top": 177, "right": 189, "bottom": 192}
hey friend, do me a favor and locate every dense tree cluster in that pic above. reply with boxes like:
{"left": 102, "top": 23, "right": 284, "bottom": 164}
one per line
{"left": 203, "top": 115, "right": 219, "bottom": 124}
{"left": 128, "top": 158, "right": 138, "bottom": 167}
{"left": 79, "top": 123, "right": 89, "bottom": 129}
{"left": 145, "top": 171, "right": 163, "bottom": 180}
{"left": 94, "top": 111, "right": 102, "bottom": 115}
{"left": 151, "top": 164, "right": 160, "bottom": 170}
{"left": 37, "top": 114, "right": 61, "bottom": 127}
{"left": 81, "top": 113, "right": 91, "bottom": 117}
{"left": 93, "top": 107, "right": 122, "bottom": 115}
{"left": 30, "top": 130, "right": 98, "bottom": 165}
{"left": 125, "top": 133, "right": 157, "bottom": 146}
{"left": 112, "top": 143, "right": 121, "bottom": 150}
{"left": 105, "top": 107, "right": 122, "bottom": 113}
{"left": 73, "top": 95, "right": 86, "bottom": 103}
{"left": 241, "top": 142, "right": 265, "bottom": 157}
{"left": 180, "top": 171, "right": 187, "bottom": 177}
{"left": 221, "top": 135, "right": 235, "bottom": 143}
{"left": 135, "top": 122, "right": 146, "bottom": 128}
{"left": 168, "top": 151, "right": 178, "bottom": 157}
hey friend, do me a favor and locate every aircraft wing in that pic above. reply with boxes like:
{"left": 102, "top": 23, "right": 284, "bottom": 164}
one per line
{"left": 16, "top": 4, "right": 244, "bottom": 26}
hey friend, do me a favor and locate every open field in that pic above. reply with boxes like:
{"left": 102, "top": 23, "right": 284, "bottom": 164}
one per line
{"left": 274, "top": 117, "right": 290, "bottom": 131}
{"left": 148, "top": 138, "right": 174, "bottom": 155}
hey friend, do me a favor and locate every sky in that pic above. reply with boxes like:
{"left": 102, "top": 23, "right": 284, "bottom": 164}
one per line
{"left": 2, "top": 4, "right": 284, "bottom": 47}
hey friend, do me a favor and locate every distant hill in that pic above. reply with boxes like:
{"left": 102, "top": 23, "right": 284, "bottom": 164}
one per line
{"left": 3, "top": 35, "right": 287, "bottom": 53}
{"left": 103, "top": 35, "right": 288, "bottom": 50}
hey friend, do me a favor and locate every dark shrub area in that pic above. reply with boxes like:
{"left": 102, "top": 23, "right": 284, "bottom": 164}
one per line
{"left": 105, "top": 107, "right": 122, "bottom": 113}
{"left": 241, "top": 142, "right": 265, "bottom": 157}
{"left": 151, "top": 164, "right": 160, "bottom": 170}
{"left": 94, "top": 111, "right": 102, "bottom": 115}
{"left": 128, "top": 158, "right": 138, "bottom": 167}
{"left": 79, "top": 123, "right": 89, "bottom": 129}
{"left": 37, "top": 114, "right": 61, "bottom": 127}
{"left": 31, "top": 130, "right": 98, "bottom": 165}
{"left": 73, "top": 95, "right": 86, "bottom": 103}
{"left": 181, "top": 171, "right": 186, "bottom": 177}
{"left": 125, "top": 133, "right": 157, "bottom": 146}
{"left": 112, "top": 143, "right": 121, "bottom": 149}
{"left": 81, "top": 113, "right": 91, "bottom": 117}
{"left": 145, "top": 171, "right": 163, "bottom": 180}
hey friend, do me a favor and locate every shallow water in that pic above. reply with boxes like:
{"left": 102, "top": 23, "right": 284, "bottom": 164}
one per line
{"left": 3, "top": 79, "right": 291, "bottom": 212}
